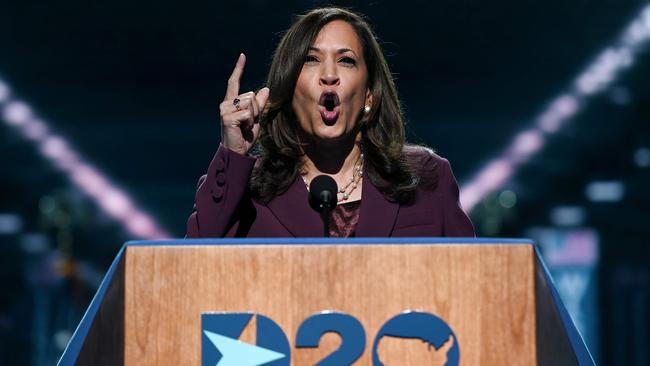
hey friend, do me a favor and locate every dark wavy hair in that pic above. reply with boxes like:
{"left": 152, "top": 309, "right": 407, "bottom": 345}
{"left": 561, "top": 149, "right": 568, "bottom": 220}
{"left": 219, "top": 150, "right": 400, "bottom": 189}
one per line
{"left": 250, "top": 7, "right": 421, "bottom": 204}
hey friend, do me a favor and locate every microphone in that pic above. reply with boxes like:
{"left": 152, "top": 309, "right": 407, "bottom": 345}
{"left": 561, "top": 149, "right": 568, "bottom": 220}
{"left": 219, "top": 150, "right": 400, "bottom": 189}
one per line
{"left": 308, "top": 175, "right": 338, "bottom": 237}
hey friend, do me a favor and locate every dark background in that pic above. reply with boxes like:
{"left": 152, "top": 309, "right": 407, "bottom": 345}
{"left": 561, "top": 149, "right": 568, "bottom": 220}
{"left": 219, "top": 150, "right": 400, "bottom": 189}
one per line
{"left": 1, "top": 0, "right": 649, "bottom": 364}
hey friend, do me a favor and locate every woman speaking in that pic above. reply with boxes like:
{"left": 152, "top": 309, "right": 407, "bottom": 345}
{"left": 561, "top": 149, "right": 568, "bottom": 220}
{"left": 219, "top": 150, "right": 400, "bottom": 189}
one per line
{"left": 186, "top": 7, "right": 474, "bottom": 238}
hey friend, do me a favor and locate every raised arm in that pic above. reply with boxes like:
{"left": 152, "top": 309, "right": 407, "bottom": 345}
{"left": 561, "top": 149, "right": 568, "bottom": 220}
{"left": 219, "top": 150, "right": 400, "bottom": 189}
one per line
{"left": 186, "top": 54, "right": 269, "bottom": 237}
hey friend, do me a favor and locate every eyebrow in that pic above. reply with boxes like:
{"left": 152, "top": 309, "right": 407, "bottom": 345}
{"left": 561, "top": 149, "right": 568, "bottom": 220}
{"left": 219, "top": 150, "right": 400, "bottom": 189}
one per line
{"left": 308, "top": 47, "right": 357, "bottom": 56}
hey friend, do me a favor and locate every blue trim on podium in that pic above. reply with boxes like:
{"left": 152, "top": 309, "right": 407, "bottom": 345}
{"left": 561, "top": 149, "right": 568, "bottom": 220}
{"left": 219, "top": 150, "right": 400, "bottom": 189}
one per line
{"left": 535, "top": 246, "right": 596, "bottom": 366}
{"left": 127, "top": 237, "right": 534, "bottom": 246}
{"left": 58, "top": 245, "right": 127, "bottom": 366}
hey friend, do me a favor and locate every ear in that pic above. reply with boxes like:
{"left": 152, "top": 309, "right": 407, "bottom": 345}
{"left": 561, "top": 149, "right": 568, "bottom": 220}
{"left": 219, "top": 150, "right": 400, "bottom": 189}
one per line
{"left": 360, "top": 88, "right": 374, "bottom": 126}
{"left": 365, "top": 88, "right": 373, "bottom": 107}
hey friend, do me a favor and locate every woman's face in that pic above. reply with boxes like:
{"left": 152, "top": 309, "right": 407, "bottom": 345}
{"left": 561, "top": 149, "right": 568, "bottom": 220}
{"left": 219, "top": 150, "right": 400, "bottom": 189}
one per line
{"left": 292, "top": 20, "right": 371, "bottom": 144}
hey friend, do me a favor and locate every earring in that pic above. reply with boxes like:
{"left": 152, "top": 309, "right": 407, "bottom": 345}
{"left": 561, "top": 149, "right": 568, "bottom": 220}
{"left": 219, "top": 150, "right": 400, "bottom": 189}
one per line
{"left": 363, "top": 105, "right": 371, "bottom": 114}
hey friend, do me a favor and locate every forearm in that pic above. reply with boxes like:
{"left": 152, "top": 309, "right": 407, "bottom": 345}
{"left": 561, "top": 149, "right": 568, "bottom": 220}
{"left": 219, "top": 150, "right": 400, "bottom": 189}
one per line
{"left": 186, "top": 144, "right": 256, "bottom": 237}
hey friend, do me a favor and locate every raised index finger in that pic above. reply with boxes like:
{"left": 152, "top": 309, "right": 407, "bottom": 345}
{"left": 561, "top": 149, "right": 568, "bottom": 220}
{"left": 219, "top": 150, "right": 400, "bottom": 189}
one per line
{"left": 224, "top": 53, "right": 246, "bottom": 101}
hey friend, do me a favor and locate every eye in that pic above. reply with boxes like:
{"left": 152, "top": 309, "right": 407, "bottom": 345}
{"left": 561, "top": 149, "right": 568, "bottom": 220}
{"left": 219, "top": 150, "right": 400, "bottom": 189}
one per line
{"left": 304, "top": 55, "right": 319, "bottom": 63}
{"left": 339, "top": 57, "right": 357, "bottom": 65}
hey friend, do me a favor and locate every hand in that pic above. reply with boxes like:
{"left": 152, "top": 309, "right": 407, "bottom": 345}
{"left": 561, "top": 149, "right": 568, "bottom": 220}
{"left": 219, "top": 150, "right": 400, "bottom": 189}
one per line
{"left": 220, "top": 53, "right": 270, "bottom": 155}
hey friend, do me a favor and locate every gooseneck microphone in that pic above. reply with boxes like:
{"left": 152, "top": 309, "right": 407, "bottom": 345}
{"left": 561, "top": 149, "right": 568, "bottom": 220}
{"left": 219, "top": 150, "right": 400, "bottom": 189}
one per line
{"left": 308, "top": 175, "right": 338, "bottom": 237}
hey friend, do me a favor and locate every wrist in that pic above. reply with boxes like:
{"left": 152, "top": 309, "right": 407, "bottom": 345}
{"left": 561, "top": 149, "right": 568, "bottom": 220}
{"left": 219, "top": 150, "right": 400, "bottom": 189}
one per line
{"left": 222, "top": 142, "right": 248, "bottom": 156}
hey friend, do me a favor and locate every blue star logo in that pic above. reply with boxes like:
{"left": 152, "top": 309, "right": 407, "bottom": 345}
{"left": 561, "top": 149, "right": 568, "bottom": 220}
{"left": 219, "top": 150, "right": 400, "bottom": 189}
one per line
{"left": 203, "top": 330, "right": 285, "bottom": 366}
{"left": 202, "top": 313, "right": 290, "bottom": 366}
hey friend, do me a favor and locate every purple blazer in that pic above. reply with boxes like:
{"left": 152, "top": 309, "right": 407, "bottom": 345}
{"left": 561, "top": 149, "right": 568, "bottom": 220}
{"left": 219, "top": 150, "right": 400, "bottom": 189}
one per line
{"left": 186, "top": 145, "right": 475, "bottom": 238}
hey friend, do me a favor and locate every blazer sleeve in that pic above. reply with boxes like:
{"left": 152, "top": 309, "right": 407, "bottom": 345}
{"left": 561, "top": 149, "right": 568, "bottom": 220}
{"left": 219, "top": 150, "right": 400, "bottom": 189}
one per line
{"left": 186, "top": 144, "right": 256, "bottom": 238}
{"left": 439, "top": 158, "right": 476, "bottom": 237}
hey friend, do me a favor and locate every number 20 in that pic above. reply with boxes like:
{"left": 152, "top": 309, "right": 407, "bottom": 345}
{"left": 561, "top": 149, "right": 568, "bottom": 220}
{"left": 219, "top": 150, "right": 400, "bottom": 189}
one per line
{"left": 295, "top": 312, "right": 366, "bottom": 365}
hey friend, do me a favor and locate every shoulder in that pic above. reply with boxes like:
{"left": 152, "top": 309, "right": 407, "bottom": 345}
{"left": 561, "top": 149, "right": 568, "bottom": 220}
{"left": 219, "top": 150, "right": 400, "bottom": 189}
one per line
{"left": 403, "top": 144, "right": 448, "bottom": 166}
{"left": 402, "top": 144, "right": 450, "bottom": 188}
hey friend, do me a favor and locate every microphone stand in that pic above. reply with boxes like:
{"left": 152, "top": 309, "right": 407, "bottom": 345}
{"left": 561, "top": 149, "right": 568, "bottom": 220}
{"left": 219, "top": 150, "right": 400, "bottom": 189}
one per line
{"left": 319, "top": 190, "right": 334, "bottom": 238}
{"left": 308, "top": 175, "right": 338, "bottom": 238}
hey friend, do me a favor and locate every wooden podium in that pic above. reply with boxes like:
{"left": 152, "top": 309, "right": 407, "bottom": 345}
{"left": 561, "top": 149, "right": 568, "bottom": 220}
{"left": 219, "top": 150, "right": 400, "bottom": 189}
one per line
{"left": 58, "top": 238, "right": 594, "bottom": 365}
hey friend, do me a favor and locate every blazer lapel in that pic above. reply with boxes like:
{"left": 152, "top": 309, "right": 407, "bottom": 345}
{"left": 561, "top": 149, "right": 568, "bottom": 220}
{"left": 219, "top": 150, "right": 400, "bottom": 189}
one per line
{"left": 266, "top": 176, "right": 323, "bottom": 237}
{"left": 355, "top": 167, "right": 400, "bottom": 237}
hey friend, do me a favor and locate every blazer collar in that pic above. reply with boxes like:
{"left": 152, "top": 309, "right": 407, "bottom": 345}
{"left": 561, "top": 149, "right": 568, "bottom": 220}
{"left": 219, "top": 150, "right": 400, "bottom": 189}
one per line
{"left": 355, "top": 166, "right": 399, "bottom": 237}
{"left": 266, "top": 167, "right": 399, "bottom": 237}
{"left": 266, "top": 176, "right": 323, "bottom": 237}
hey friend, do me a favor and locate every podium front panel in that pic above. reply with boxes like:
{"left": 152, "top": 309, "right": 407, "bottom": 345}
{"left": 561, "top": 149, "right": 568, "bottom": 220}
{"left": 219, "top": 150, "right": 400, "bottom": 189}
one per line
{"left": 122, "top": 242, "right": 535, "bottom": 365}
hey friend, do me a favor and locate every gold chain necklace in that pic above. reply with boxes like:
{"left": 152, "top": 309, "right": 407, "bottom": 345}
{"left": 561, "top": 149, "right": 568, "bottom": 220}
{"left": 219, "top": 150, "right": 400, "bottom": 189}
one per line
{"left": 302, "top": 150, "right": 364, "bottom": 202}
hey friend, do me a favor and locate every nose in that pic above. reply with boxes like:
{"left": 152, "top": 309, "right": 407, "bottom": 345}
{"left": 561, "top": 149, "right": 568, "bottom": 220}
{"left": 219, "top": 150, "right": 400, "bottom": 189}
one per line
{"left": 319, "top": 61, "right": 339, "bottom": 86}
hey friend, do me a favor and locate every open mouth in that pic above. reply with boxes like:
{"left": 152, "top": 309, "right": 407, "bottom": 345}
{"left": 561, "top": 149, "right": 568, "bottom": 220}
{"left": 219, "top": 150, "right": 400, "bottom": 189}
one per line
{"left": 324, "top": 97, "right": 335, "bottom": 111}
{"left": 319, "top": 91, "right": 340, "bottom": 125}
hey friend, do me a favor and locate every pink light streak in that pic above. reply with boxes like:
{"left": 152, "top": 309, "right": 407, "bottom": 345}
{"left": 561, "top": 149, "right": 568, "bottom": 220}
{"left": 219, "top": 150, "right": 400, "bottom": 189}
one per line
{"left": 460, "top": 3, "right": 650, "bottom": 212}
{"left": 1, "top": 87, "right": 171, "bottom": 240}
